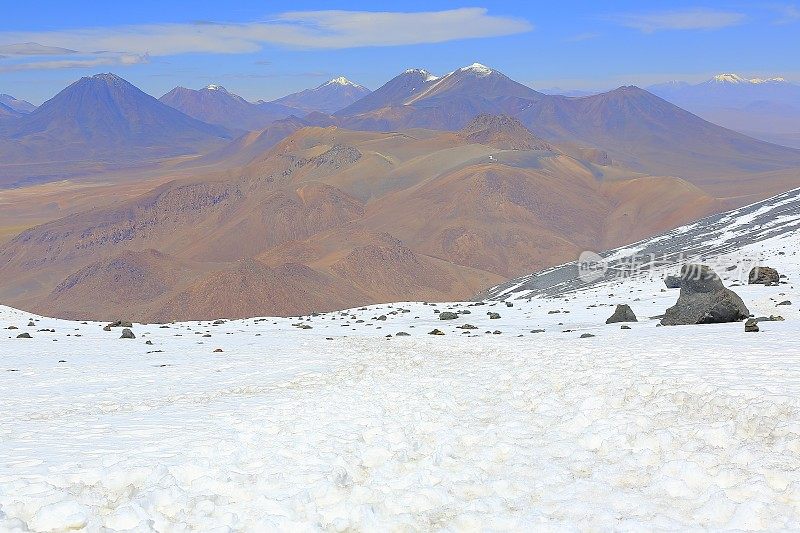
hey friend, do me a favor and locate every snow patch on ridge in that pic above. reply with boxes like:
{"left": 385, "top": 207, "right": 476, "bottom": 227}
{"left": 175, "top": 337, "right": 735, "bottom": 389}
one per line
{"left": 403, "top": 68, "right": 440, "bottom": 82}
{"left": 459, "top": 63, "right": 493, "bottom": 76}
{"left": 322, "top": 76, "right": 364, "bottom": 88}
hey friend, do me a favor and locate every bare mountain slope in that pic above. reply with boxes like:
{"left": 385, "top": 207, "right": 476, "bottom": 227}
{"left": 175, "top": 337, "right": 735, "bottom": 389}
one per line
{"left": 483, "top": 185, "right": 800, "bottom": 301}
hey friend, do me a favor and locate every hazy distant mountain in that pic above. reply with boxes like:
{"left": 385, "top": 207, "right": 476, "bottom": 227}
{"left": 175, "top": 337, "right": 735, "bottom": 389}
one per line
{"left": 0, "top": 73, "right": 232, "bottom": 186}
{"left": 536, "top": 87, "right": 602, "bottom": 97}
{"left": 270, "top": 77, "right": 370, "bottom": 114}
{"left": 649, "top": 73, "right": 800, "bottom": 107}
{"left": 649, "top": 73, "right": 800, "bottom": 148}
{"left": 0, "top": 93, "right": 36, "bottom": 114}
{"left": 160, "top": 84, "right": 300, "bottom": 131}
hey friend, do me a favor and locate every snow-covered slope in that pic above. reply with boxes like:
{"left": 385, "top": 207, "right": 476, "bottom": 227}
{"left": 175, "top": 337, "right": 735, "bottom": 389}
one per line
{"left": 486, "top": 186, "right": 800, "bottom": 300}
{"left": 1, "top": 190, "right": 799, "bottom": 530}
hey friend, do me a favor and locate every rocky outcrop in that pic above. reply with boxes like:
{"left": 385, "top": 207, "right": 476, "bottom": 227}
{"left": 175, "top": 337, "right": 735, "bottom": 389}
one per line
{"left": 606, "top": 304, "right": 637, "bottom": 324}
{"left": 661, "top": 264, "right": 750, "bottom": 326}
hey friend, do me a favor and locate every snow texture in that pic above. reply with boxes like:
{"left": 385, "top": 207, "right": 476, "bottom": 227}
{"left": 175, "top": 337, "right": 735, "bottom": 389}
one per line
{"left": 1, "top": 190, "right": 800, "bottom": 530}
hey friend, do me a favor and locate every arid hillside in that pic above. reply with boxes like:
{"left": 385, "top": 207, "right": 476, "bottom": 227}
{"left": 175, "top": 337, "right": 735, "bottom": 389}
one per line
{"left": 0, "top": 115, "right": 732, "bottom": 320}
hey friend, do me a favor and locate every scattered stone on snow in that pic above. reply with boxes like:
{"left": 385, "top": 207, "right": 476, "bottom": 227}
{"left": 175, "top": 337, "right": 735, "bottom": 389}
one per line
{"left": 605, "top": 304, "right": 638, "bottom": 324}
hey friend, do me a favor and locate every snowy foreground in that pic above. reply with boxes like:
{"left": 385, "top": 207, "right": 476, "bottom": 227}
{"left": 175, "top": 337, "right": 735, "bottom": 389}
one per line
{"left": 1, "top": 239, "right": 800, "bottom": 530}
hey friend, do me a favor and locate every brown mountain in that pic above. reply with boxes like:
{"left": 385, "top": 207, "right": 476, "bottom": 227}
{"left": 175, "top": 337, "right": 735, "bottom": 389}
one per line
{"left": 0, "top": 118, "right": 729, "bottom": 321}
{"left": 0, "top": 73, "right": 233, "bottom": 187}
{"left": 159, "top": 85, "right": 301, "bottom": 131}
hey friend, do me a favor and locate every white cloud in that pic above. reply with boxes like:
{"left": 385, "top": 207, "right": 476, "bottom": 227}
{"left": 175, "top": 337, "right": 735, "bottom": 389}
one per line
{"left": 611, "top": 8, "right": 745, "bottom": 33}
{"left": 0, "top": 54, "right": 149, "bottom": 73}
{"left": 0, "top": 42, "right": 77, "bottom": 56}
{"left": 774, "top": 4, "right": 800, "bottom": 24}
{"left": 0, "top": 8, "right": 532, "bottom": 72}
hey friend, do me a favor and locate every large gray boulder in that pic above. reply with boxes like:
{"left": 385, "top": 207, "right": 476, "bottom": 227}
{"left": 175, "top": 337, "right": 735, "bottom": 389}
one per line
{"left": 606, "top": 304, "right": 637, "bottom": 324}
{"left": 661, "top": 265, "right": 750, "bottom": 326}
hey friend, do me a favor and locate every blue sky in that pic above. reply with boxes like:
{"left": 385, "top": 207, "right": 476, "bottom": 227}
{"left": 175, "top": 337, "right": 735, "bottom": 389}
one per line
{"left": 2, "top": 1, "right": 799, "bottom": 104}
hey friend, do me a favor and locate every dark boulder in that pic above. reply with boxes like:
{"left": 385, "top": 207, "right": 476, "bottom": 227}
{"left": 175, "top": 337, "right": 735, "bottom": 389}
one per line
{"left": 438, "top": 311, "right": 459, "bottom": 320}
{"left": 120, "top": 328, "right": 136, "bottom": 339}
{"left": 664, "top": 275, "right": 682, "bottom": 289}
{"left": 606, "top": 304, "right": 638, "bottom": 324}
{"left": 744, "top": 318, "right": 759, "bottom": 332}
{"left": 749, "top": 266, "right": 779, "bottom": 285}
{"left": 661, "top": 265, "right": 750, "bottom": 326}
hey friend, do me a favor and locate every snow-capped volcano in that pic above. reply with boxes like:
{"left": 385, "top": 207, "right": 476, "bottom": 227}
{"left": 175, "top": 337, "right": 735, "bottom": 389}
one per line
{"left": 269, "top": 76, "right": 371, "bottom": 114}
{"left": 321, "top": 76, "right": 365, "bottom": 89}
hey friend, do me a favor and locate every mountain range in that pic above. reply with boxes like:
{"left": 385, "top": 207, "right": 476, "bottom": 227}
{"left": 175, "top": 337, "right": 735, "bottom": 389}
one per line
{"left": 324, "top": 65, "right": 800, "bottom": 188}
{"left": 649, "top": 73, "right": 800, "bottom": 149}
{"left": 0, "top": 114, "right": 754, "bottom": 320}
{"left": 2, "top": 64, "right": 800, "bottom": 320}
